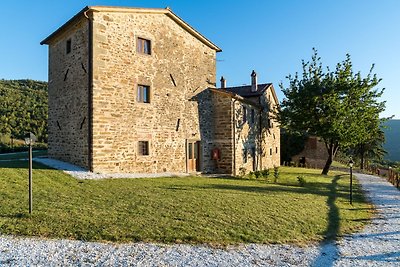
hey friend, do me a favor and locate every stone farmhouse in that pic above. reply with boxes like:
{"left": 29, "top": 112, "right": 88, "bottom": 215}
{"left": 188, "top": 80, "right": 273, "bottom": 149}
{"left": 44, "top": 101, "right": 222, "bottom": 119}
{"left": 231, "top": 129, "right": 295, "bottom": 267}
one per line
{"left": 41, "top": 6, "right": 280, "bottom": 175}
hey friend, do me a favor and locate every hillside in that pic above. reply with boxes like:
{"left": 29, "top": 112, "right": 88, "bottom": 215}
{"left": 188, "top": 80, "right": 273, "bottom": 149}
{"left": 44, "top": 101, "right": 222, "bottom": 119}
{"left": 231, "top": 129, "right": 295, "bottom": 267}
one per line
{"left": 383, "top": 119, "right": 400, "bottom": 161}
{"left": 0, "top": 79, "right": 48, "bottom": 142}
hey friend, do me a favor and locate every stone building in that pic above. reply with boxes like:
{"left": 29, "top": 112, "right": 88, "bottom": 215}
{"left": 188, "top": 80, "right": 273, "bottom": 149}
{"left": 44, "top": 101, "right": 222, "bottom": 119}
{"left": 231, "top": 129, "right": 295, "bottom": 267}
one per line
{"left": 41, "top": 6, "right": 280, "bottom": 175}
{"left": 291, "top": 136, "right": 329, "bottom": 169}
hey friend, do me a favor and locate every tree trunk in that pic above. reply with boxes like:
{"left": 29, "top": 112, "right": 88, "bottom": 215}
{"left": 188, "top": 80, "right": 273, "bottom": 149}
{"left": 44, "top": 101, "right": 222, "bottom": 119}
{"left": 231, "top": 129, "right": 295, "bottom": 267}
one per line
{"left": 322, "top": 140, "right": 338, "bottom": 175}
{"left": 322, "top": 153, "right": 333, "bottom": 175}
{"left": 360, "top": 152, "right": 365, "bottom": 170}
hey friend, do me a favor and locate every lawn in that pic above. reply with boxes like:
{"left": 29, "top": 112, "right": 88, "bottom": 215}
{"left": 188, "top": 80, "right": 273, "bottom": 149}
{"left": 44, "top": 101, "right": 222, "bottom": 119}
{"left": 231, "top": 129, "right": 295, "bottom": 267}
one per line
{"left": 0, "top": 150, "right": 48, "bottom": 160}
{"left": 0, "top": 161, "right": 372, "bottom": 245}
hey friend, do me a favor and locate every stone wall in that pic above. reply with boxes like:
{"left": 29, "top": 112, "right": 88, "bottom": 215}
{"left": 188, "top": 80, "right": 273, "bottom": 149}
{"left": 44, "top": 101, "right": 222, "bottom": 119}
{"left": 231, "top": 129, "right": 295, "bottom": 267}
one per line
{"left": 209, "top": 92, "right": 233, "bottom": 174}
{"left": 91, "top": 11, "right": 217, "bottom": 173}
{"left": 47, "top": 18, "right": 90, "bottom": 169}
{"left": 260, "top": 88, "right": 280, "bottom": 169}
{"left": 292, "top": 136, "right": 328, "bottom": 168}
{"left": 232, "top": 88, "right": 280, "bottom": 175}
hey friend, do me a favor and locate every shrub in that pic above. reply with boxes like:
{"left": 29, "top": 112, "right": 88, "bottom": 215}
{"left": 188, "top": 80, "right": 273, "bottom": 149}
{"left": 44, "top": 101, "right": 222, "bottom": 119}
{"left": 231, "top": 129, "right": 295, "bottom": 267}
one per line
{"left": 261, "top": 169, "right": 270, "bottom": 178}
{"left": 297, "top": 176, "right": 306, "bottom": 187}
{"left": 238, "top": 167, "right": 247, "bottom": 177}
{"left": 254, "top": 171, "right": 262, "bottom": 179}
{"left": 273, "top": 166, "right": 279, "bottom": 183}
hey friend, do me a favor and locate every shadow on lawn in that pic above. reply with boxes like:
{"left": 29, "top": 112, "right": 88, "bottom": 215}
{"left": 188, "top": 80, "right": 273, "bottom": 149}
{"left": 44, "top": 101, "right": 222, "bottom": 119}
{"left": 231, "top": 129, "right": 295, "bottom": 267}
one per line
{"left": 0, "top": 160, "right": 53, "bottom": 170}
{"left": 168, "top": 174, "right": 352, "bottom": 266}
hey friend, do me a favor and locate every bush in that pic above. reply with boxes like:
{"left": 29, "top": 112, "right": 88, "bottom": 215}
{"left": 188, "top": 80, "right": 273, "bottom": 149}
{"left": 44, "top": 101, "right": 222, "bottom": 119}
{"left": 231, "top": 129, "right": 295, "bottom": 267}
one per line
{"left": 297, "top": 176, "right": 306, "bottom": 187}
{"left": 261, "top": 169, "right": 270, "bottom": 178}
{"left": 238, "top": 167, "right": 247, "bottom": 177}
{"left": 273, "top": 166, "right": 279, "bottom": 183}
{"left": 254, "top": 171, "right": 262, "bottom": 179}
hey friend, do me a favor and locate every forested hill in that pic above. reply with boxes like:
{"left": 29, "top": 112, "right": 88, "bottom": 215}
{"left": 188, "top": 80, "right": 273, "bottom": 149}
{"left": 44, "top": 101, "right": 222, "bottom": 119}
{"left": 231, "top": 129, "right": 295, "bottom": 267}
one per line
{"left": 383, "top": 119, "right": 400, "bottom": 161}
{"left": 0, "top": 79, "right": 48, "bottom": 142}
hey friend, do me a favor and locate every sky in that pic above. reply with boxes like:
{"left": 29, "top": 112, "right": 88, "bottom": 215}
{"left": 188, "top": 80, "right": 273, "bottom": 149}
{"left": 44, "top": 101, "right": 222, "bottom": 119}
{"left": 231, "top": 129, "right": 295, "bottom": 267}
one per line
{"left": 1, "top": 0, "right": 399, "bottom": 119}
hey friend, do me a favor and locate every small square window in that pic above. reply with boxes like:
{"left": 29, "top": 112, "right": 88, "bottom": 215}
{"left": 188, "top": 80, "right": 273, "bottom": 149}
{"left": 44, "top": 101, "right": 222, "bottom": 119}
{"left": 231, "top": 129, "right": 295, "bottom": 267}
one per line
{"left": 66, "top": 39, "right": 71, "bottom": 54}
{"left": 137, "top": 37, "right": 151, "bottom": 55}
{"left": 138, "top": 141, "right": 149, "bottom": 156}
{"left": 137, "top": 85, "right": 150, "bottom": 103}
{"left": 243, "top": 106, "right": 247, "bottom": 123}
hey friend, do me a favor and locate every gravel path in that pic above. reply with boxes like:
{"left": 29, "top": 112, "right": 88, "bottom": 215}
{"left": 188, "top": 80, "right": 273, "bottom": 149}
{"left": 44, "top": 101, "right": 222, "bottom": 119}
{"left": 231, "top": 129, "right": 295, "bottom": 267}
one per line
{"left": 1, "top": 173, "right": 399, "bottom": 266}
{"left": 34, "top": 157, "right": 190, "bottom": 179}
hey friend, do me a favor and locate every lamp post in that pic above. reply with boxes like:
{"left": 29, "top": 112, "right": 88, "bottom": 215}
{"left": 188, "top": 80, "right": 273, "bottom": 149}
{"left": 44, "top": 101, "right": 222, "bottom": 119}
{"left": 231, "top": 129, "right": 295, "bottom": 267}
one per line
{"left": 24, "top": 132, "right": 36, "bottom": 214}
{"left": 349, "top": 158, "right": 354, "bottom": 205}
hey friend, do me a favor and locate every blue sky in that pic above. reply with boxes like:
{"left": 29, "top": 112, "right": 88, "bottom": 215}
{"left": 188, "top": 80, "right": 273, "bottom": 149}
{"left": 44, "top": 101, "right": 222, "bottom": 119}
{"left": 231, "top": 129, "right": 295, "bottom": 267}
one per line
{"left": 1, "top": 0, "right": 399, "bottom": 118}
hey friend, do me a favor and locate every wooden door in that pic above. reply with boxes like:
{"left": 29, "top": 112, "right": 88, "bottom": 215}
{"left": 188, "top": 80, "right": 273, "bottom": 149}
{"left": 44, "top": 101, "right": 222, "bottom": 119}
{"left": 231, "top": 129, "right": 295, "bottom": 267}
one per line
{"left": 187, "top": 141, "right": 200, "bottom": 172}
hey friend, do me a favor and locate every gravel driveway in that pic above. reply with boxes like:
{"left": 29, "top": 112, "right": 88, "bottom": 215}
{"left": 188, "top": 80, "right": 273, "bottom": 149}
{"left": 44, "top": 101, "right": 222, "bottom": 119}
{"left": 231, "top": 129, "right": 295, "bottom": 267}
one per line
{"left": 1, "top": 173, "right": 399, "bottom": 266}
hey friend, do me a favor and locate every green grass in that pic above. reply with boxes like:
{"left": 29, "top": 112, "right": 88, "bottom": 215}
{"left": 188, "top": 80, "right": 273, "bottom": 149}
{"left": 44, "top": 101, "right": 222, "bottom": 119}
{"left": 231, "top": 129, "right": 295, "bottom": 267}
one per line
{"left": 331, "top": 161, "right": 348, "bottom": 168}
{"left": 0, "top": 150, "right": 48, "bottom": 160}
{"left": 0, "top": 161, "right": 372, "bottom": 245}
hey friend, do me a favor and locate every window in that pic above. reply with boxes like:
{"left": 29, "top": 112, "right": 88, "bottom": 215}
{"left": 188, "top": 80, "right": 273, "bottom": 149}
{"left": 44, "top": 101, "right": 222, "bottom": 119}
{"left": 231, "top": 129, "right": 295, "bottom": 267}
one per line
{"left": 138, "top": 141, "right": 149, "bottom": 155}
{"left": 270, "top": 148, "right": 273, "bottom": 156}
{"left": 137, "top": 85, "right": 150, "bottom": 103}
{"left": 251, "top": 109, "right": 255, "bottom": 124}
{"left": 66, "top": 39, "right": 71, "bottom": 54}
{"left": 276, "top": 147, "right": 278, "bottom": 153}
{"left": 243, "top": 148, "right": 247, "bottom": 163}
{"left": 243, "top": 106, "right": 247, "bottom": 123}
{"left": 137, "top": 37, "right": 151, "bottom": 55}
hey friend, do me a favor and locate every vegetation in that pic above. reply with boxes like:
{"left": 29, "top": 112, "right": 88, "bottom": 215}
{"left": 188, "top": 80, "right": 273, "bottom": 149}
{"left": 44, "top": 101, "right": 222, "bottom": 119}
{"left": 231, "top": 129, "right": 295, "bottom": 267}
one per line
{"left": 383, "top": 119, "right": 400, "bottom": 161}
{"left": 277, "top": 49, "right": 387, "bottom": 175}
{"left": 0, "top": 150, "right": 48, "bottom": 160}
{"left": 0, "top": 79, "right": 48, "bottom": 143}
{"left": 0, "top": 162, "right": 372, "bottom": 245}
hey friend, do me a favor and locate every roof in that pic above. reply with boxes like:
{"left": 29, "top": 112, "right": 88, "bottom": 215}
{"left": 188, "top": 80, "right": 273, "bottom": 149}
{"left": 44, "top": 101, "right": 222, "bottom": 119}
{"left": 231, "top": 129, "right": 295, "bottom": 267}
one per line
{"left": 210, "top": 82, "right": 280, "bottom": 108}
{"left": 221, "top": 83, "right": 272, "bottom": 97}
{"left": 208, "top": 88, "right": 262, "bottom": 108}
{"left": 40, "top": 6, "right": 222, "bottom": 52}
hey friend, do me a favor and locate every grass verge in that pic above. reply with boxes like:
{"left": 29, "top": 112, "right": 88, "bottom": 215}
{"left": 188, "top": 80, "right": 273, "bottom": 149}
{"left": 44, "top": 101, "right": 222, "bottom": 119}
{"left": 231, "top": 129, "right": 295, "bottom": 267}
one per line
{"left": 0, "top": 150, "right": 48, "bottom": 160}
{"left": 0, "top": 162, "right": 372, "bottom": 245}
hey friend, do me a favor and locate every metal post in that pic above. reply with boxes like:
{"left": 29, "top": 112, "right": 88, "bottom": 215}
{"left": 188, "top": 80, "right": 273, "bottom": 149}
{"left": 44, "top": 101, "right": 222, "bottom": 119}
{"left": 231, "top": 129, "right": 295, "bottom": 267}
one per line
{"left": 350, "top": 165, "right": 353, "bottom": 205}
{"left": 28, "top": 143, "right": 32, "bottom": 214}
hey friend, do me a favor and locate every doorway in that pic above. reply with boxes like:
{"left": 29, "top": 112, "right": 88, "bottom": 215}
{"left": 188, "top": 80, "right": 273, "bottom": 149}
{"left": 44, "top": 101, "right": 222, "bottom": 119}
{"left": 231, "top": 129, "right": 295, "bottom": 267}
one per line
{"left": 187, "top": 140, "right": 200, "bottom": 172}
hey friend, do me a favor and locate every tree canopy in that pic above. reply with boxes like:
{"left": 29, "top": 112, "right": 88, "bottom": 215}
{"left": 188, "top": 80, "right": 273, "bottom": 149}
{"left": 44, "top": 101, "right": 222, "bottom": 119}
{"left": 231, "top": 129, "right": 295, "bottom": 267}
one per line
{"left": 277, "top": 49, "right": 386, "bottom": 174}
{"left": 0, "top": 79, "right": 48, "bottom": 143}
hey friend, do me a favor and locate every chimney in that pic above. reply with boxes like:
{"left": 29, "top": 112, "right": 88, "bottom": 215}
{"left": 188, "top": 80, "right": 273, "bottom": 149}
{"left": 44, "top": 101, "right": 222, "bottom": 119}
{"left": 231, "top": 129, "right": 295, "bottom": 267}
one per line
{"left": 251, "top": 70, "right": 257, "bottom": 92}
{"left": 220, "top": 76, "right": 226, "bottom": 88}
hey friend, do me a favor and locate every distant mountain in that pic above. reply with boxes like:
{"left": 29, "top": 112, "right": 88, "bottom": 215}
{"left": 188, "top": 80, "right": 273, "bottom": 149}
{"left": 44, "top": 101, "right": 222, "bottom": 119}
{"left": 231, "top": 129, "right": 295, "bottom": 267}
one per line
{"left": 383, "top": 120, "right": 400, "bottom": 161}
{"left": 0, "top": 79, "right": 48, "bottom": 142}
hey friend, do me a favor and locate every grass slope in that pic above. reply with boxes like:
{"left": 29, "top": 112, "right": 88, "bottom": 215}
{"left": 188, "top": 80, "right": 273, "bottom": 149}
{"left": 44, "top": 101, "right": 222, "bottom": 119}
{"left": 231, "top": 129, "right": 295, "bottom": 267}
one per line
{"left": 0, "top": 162, "right": 372, "bottom": 245}
{"left": 383, "top": 119, "right": 400, "bottom": 161}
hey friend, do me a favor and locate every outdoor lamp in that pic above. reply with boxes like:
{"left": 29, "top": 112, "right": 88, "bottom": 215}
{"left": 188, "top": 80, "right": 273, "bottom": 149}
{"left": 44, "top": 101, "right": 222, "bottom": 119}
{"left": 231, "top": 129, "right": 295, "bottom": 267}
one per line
{"left": 25, "top": 132, "right": 36, "bottom": 214}
{"left": 349, "top": 158, "right": 354, "bottom": 168}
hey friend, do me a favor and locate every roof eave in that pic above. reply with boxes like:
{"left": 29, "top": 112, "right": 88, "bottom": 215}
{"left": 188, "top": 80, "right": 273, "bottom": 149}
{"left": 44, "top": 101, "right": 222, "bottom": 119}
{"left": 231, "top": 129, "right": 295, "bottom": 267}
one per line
{"left": 209, "top": 88, "right": 262, "bottom": 109}
{"left": 40, "top": 6, "right": 222, "bottom": 52}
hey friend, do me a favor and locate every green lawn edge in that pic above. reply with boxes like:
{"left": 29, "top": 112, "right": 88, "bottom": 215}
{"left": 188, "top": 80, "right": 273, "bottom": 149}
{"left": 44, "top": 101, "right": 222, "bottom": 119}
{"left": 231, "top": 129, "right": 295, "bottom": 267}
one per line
{"left": 0, "top": 161, "right": 373, "bottom": 245}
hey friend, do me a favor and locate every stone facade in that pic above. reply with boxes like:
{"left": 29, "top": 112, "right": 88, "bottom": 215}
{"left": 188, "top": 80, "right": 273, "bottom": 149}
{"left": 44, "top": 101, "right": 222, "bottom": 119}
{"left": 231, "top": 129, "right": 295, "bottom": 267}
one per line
{"left": 46, "top": 17, "right": 90, "bottom": 168}
{"left": 292, "top": 136, "right": 329, "bottom": 168}
{"left": 41, "top": 6, "right": 280, "bottom": 175}
{"left": 204, "top": 83, "right": 280, "bottom": 175}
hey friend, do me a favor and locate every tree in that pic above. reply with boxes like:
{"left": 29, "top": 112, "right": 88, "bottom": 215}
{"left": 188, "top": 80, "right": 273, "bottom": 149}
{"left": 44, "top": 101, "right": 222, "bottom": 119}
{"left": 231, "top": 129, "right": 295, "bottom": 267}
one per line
{"left": 352, "top": 127, "right": 386, "bottom": 170}
{"left": 277, "top": 49, "right": 386, "bottom": 174}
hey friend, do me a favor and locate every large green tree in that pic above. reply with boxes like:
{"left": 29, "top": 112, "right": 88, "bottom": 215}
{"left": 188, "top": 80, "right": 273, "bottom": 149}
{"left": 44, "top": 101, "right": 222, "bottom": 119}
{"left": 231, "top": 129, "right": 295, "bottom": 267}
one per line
{"left": 277, "top": 49, "right": 386, "bottom": 174}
